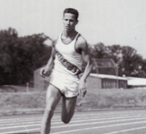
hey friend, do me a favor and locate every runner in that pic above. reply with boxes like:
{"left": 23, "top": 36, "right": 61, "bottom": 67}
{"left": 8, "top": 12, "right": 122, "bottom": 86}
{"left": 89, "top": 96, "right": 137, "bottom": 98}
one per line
{"left": 40, "top": 8, "right": 93, "bottom": 134}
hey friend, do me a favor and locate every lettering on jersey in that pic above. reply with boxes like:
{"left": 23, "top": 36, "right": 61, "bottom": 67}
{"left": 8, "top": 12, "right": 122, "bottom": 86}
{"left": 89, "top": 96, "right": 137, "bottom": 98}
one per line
{"left": 56, "top": 51, "right": 81, "bottom": 75}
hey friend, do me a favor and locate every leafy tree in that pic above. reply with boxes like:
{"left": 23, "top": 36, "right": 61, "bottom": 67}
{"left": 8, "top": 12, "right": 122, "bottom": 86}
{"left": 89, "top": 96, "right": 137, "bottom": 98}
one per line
{"left": 107, "top": 45, "right": 123, "bottom": 64}
{"left": 90, "top": 43, "right": 146, "bottom": 78}
{"left": 120, "top": 46, "right": 144, "bottom": 77}
{"left": 89, "top": 42, "right": 110, "bottom": 58}
{"left": 107, "top": 45, "right": 145, "bottom": 77}
{"left": 0, "top": 28, "right": 52, "bottom": 85}
{"left": 1, "top": 27, "right": 146, "bottom": 87}
{"left": 89, "top": 43, "right": 115, "bottom": 75}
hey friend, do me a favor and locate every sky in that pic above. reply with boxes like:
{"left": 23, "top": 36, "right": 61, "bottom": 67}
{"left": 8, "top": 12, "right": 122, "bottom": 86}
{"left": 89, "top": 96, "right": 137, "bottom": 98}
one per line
{"left": 0, "top": 0, "right": 146, "bottom": 58}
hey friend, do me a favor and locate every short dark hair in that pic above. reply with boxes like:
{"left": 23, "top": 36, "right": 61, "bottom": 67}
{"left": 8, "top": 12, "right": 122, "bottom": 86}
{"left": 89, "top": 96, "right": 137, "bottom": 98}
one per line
{"left": 63, "top": 8, "right": 79, "bottom": 20}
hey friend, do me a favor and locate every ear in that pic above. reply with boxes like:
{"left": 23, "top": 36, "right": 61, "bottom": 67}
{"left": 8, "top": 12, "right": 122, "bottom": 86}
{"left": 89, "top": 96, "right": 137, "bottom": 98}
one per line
{"left": 76, "top": 20, "right": 79, "bottom": 25}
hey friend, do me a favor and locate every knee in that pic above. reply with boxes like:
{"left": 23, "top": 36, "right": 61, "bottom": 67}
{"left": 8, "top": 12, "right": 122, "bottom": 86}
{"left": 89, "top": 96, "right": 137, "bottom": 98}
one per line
{"left": 61, "top": 116, "right": 71, "bottom": 124}
{"left": 44, "top": 106, "right": 54, "bottom": 117}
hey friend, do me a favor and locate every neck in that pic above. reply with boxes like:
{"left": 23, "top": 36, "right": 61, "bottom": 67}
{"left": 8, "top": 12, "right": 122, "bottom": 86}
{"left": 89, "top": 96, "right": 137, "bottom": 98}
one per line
{"left": 63, "top": 29, "right": 77, "bottom": 38}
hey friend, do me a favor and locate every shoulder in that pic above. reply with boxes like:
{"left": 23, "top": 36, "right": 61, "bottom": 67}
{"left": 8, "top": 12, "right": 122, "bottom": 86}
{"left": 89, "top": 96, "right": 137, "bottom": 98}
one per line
{"left": 44, "top": 35, "right": 59, "bottom": 47}
{"left": 76, "top": 34, "right": 88, "bottom": 50}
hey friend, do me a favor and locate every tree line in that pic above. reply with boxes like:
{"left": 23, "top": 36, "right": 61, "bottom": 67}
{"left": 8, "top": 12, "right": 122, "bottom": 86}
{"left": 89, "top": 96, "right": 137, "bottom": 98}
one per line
{"left": 0, "top": 28, "right": 51, "bottom": 85}
{"left": 0, "top": 28, "right": 146, "bottom": 85}
{"left": 89, "top": 43, "right": 146, "bottom": 77}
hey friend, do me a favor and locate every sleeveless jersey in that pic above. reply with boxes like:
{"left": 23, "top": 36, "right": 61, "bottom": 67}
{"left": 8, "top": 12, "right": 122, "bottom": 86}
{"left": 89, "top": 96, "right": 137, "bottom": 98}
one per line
{"left": 53, "top": 33, "right": 83, "bottom": 75}
{"left": 49, "top": 33, "right": 84, "bottom": 97}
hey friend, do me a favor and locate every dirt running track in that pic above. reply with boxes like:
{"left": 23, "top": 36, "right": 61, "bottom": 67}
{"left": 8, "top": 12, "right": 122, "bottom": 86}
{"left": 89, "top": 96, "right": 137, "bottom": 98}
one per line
{"left": 0, "top": 109, "right": 146, "bottom": 134}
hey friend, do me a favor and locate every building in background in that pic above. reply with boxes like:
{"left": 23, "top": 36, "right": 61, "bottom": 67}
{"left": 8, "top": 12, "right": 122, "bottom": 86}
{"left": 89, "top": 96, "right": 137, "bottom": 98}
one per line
{"left": 34, "top": 68, "right": 127, "bottom": 90}
{"left": 34, "top": 59, "right": 146, "bottom": 90}
{"left": 87, "top": 73, "right": 127, "bottom": 89}
{"left": 127, "top": 77, "right": 146, "bottom": 89}
{"left": 34, "top": 67, "right": 50, "bottom": 91}
{"left": 34, "top": 59, "right": 126, "bottom": 90}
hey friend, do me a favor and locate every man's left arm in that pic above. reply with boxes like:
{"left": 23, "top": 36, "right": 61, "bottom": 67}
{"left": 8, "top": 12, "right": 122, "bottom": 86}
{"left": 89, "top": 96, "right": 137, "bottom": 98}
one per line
{"left": 78, "top": 39, "right": 93, "bottom": 97}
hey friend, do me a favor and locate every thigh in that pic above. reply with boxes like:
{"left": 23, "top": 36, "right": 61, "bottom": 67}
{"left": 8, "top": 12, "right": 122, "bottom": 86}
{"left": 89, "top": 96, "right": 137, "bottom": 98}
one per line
{"left": 45, "top": 84, "right": 62, "bottom": 110}
{"left": 62, "top": 96, "right": 77, "bottom": 116}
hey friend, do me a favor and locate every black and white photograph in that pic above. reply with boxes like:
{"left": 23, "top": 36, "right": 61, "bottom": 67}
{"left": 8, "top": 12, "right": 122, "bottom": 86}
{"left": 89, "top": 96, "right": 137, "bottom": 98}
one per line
{"left": 0, "top": 0, "right": 146, "bottom": 134}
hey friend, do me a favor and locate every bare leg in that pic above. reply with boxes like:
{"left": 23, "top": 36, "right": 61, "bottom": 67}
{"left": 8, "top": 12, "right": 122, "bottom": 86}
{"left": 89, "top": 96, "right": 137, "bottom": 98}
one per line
{"left": 41, "top": 85, "right": 61, "bottom": 134}
{"left": 61, "top": 96, "right": 77, "bottom": 124}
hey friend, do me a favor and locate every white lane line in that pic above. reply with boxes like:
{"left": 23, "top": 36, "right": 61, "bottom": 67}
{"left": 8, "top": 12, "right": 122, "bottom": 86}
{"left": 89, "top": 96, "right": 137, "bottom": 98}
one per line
{"left": 1, "top": 114, "right": 146, "bottom": 128}
{"left": 0, "top": 110, "right": 145, "bottom": 123}
{"left": 51, "top": 120, "right": 146, "bottom": 134}
{"left": 2, "top": 116, "right": 146, "bottom": 130}
{"left": 0, "top": 116, "right": 61, "bottom": 124}
{"left": 1, "top": 113, "right": 146, "bottom": 134}
{"left": 1, "top": 114, "right": 146, "bottom": 125}
{"left": 51, "top": 117, "right": 146, "bottom": 128}
{"left": 0, "top": 117, "right": 42, "bottom": 122}
{"left": 0, "top": 121, "right": 41, "bottom": 127}
{"left": 1, "top": 118, "right": 146, "bottom": 134}
{"left": 0, "top": 113, "right": 92, "bottom": 123}
{"left": 0, "top": 113, "right": 98, "bottom": 122}
{"left": 0, "top": 124, "right": 40, "bottom": 130}
{"left": 0, "top": 128, "right": 40, "bottom": 134}
{"left": 0, "top": 115, "right": 61, "bottom": 122}
{"left": 103, "top": 126, "right": 146, "bottom": 134}
{"left": 74, "top": 113, "right": 143, "bottom": 119}
{"left": 0, "top": 110, "right": 144, "bottom": 122}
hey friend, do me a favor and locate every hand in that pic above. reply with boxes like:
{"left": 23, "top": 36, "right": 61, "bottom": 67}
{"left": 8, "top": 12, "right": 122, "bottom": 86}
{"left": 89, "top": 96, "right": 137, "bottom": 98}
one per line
{"left": 79, "top": 79, "right": 87, "bottom": 97}
{"left": 40, "top": 67, "right": 51, "bottom": 78}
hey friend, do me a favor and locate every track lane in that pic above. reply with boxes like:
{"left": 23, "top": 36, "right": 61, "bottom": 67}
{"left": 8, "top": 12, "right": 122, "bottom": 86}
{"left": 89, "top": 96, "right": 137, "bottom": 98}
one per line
{"left": 0, "top": 110, "right": 146, "bottom": 134}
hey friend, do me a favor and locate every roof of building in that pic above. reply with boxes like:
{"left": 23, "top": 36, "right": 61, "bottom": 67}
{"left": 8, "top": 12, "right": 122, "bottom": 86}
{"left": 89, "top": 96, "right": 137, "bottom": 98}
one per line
{"left": 90, "top": 73, "right": 146, "bottom": 86}
{"left": 34, "top": 67, "right": 146, "bottom": 86}
{"left": 127, "top": 77, "right": 146, "bottom": 86}
{"left": 90, "top": 73, "right": 127, "bottom": 80}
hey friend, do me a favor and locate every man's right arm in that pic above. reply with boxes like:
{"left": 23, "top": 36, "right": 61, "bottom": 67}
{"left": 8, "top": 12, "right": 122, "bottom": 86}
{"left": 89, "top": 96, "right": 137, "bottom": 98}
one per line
{"left": 40, "top": 39, "right": 56, "bottom": 78}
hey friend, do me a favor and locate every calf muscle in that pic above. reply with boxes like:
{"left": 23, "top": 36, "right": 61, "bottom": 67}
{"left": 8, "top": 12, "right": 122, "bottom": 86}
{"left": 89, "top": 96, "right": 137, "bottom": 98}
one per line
{"left": 41, "top": 85, "right": 61, "bottom": 134}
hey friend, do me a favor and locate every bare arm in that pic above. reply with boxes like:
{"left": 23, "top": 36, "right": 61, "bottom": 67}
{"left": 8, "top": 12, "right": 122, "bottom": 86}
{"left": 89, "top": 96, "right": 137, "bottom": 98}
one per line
{"left": 77, "top": 37, "right": 93, "bottom": 96}
{"left": 80, "top": 44, "right": 93, "bottom": 82}
{"left": 40, "top": 39, "right": 56, "bottom": 77}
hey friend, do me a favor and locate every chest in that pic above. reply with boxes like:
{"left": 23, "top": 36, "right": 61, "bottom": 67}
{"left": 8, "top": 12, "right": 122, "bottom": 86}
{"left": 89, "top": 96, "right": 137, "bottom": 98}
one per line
{"left": 56, "top": 40, "right": 76, "bottom": 55}
{"left": 61, "top": 37, "right": 73, "bottom": 44}
{"left": 55, "top": 33, "right": 81, "bottom": 56}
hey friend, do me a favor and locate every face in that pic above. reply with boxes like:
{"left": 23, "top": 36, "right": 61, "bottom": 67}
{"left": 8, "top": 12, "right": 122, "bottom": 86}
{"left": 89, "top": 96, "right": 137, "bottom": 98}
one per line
{"left": 63, "top": 13, "right": 78, "bottom": 32}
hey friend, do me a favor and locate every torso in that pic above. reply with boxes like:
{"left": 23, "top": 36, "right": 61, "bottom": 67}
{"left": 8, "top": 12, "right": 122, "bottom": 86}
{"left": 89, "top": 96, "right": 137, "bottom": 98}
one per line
{"left": 53, "top": 32, "right": 83, "bottom": 75}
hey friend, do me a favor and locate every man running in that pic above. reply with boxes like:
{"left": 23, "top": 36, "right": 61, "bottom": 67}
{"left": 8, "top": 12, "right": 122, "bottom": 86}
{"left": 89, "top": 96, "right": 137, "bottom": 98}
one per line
{"left": 40, "top": 8, "right": 93, "bottom": 134}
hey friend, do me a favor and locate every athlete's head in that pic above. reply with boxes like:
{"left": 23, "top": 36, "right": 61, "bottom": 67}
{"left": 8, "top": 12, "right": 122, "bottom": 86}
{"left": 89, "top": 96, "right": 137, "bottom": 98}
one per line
{"left": 63, "top": 8, "right": 79, "bottom": 21}
{"left": 63, "top": 8, "right": 79, "bottom": 32}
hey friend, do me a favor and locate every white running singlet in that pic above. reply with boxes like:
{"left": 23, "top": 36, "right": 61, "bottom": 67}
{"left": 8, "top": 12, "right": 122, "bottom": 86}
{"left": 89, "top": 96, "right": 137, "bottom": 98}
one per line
{"left": 50, "top": 33, "right": 83, "bottom": 98}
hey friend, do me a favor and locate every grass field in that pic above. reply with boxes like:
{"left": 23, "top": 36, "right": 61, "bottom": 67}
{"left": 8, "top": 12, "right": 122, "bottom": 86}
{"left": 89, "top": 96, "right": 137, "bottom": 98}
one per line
{"left": 1, "top": 86, "right": 146, "bottom": 115}
{"left": 82, "top": 88, "right": 146, "bottom": 109}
